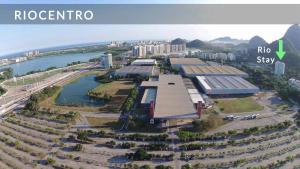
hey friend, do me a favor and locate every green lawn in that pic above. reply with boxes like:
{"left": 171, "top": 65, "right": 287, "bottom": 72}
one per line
{"left": 215, "top": 97, "right": 264, "bottom": 113}
{"left": 89, "top": 80, "right": 134, "bottom": 98}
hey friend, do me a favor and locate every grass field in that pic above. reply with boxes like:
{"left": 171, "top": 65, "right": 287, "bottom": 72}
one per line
{"left": 85, "top": 116, "right": 119, "bottom": 130}
{"left": 88, "top": 80, "right": 134, "bottom": 113}
{"left": 89, "top": 80, "right": 134, "bottom": 98}
{"left": 215, "top": 97, "right": 264, "bottom": 113}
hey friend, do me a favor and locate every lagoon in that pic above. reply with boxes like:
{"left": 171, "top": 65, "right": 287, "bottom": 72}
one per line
{"left": 55, "top": 74, "right": 105, "bottom": 107}
{"left": 1, "top": 52, "right": 102, "bottom": 76}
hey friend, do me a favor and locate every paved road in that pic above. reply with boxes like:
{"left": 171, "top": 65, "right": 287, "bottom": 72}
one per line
{"left": 166, "top": 121, "right": 180, "bottom": 169}
{"left": 0, "top": 63, "right": 99, "bottom": 116}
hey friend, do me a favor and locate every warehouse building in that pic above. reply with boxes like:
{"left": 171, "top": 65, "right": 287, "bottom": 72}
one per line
{"left": 141, "top": 74, "right": 201, "bottom": 119}
{"left": 141, "top": 88, "right": 157, "bottom": 105}
{"left": 169, "top": 58, "right": 206, "bottom": 70}
{"left": 196, "top": 76, "right": 259, "bottom": 95}
{"left": 182, "top": 65, "right": 248, "bottom": 77}
{"left": 187, "top": 89, "right": 205, "bottom": 106}
{"left": 131, "top": 59, "right": 157, "bottom": 66}
{"left": 183, "top": 78, "right": 206, "bottom": 106}
{"left": 114, "top": 66, "right": 158, "bottom": 77}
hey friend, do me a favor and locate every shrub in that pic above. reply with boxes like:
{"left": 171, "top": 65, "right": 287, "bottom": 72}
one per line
{"left": 140, "top": 164, "right": 151, "bottom": 169}
{"left": 46, "top": 157, "right": 56, "bottom": 165}
{"left": 73, "top": 144, "right": 83, "bottom": 151}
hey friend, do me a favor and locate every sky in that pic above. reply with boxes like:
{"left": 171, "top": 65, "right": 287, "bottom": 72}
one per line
{"left": 0, "top": 0, "right": 298, "bottom": 56}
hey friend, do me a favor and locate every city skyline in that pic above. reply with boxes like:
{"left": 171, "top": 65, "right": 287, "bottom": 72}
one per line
{"left": 0, "top": 24, "right": 291, "bottom": 57}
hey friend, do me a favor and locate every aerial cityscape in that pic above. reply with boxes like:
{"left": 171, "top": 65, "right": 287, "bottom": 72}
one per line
{"left": 1, "top": 22, "right": 300, "bottom": 169}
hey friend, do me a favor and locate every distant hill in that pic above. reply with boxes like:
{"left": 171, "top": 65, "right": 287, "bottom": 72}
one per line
{"left": 284, "top": 24, "right": 300, "bottom": 52}
{"left": 248, "top": 36, "right": 268, "bottom": 49}
{"left": 209, "top": 36, "right": 248, "bottom": 45}
{"left": 171, "top": 38, "right": 186, "bottom": 45}
{"left": 270, "top": 24, "right": 300, "bottom": 69}
{"left": 186, "top": 39, "right": 205, "bottom": 48}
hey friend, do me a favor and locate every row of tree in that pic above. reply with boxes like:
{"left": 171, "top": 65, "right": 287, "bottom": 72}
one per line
{"left": 126, "top": 149, "right": 174, "bottom": 161}
{"left": 75, "top": 129, "right": 169, "bottom": 142}
{"left": 123, "top": 87, "right": 138, "bottom": 112}
{"left": 177, "top": 121, "right": 292, "bottom": 142}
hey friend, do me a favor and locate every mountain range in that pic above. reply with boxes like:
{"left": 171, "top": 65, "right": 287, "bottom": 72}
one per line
{"left": 182, "top": 24, "right": 300, "bottom": 71}
{"left": 248, "top": 36, "right": 268, "bottom": 49}
{"left": 209, "top": 37, "right": 249, "bottom": 45}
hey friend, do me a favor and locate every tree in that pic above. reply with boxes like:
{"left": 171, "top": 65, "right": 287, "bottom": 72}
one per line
{"left": 228, "top": 130, "right": 237, "bottom": 136}
{"left": 73, "top": 144, "right": 83, "bottom": 151}
{"left": 105, "top": 140, "right": 116, "bottom": 148}
{"left": 181, "top": 164, "right": 192, "bottom": 169}
{"left": 140, "top": 164, "right": 151, "bottom": 169}
{"left": 180, "top": 152, "right": 186, "bottom": 159}
{"left": 25, "top": 100, "right": 40, "bottom": 111}
{"left": 133, "top": 149, "right": 150, "bottom": 161}
{"left": 0, "top": 86, "right": 6, "bottom": 96}
{"left": 77, "top": 130, "right": 93, "bottom": 142}
{"left": 46, "top": 157, "right": 56, "bottom": 165}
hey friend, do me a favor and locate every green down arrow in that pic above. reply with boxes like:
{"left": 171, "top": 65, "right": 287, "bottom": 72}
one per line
{"left": 276, "top": 39, "right": 286, "bottom": 60}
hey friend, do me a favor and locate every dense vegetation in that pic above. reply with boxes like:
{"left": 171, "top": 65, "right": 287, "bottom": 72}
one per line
{"left": 25, "top": 86, "right": 61, "bottom": 111}
{"left": 88, "top": 58, "right": 100, "bottom": 62}
{"left": 191, "top": 114, "right": 224, "bottom": 132}
{"left": 0, "top": 85, "right": 6, "bottom": 96}
{"left": 72, "top": 144, "right": 83, "bottom": 151}
{"left": 123, "top": 87, "right": 138, "bottom": 112}
{"left": 126, "top": 149, "right": 174, "bottom": 161}
{"left": 73, "top": 129, "right": 169, "bottom": 142}
{"left": 242, "top": 66, "right": 300, "bottom": 103}
{"left": 76, "top": 130, "right": 94, "bottom": 143}
{"left": 0, "top": 68, "right": 13, "bottom": 81}
{"left": 55, "top": 111, "right": 80, "bottom": 123}
{"left": 140, "top": 143, "right": 170, "bottom": 151}
{"left": 94, "top": 73, "right": 114, "bottom": 83}
{"left": 67, "top": 61, "right": 81, "bottom": 66}
{"left": 20, "top": 109, "right": 79, "bottom": 124}
{"left": 177, "top": 121, "right": 292, "bottom": 142}
{"left": 25, "top": 66, "right": 57, "bottom": 76}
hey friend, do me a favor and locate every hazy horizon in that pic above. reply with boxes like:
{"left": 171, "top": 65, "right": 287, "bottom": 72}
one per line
{"left": 0, "top": 24, "right": 292, "bottom": 57}
{"left": 0, "top": 0, "right": 296, "bottom": 57}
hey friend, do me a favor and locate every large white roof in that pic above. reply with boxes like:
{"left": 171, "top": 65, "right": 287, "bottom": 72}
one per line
{"left": 131, "top": 59, "right": 157, "bottom": 65}
{"left": 196, "top": 76, "right": 259, "bottom": 95}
